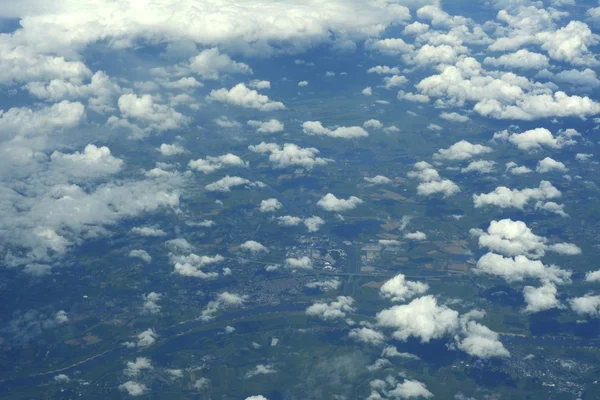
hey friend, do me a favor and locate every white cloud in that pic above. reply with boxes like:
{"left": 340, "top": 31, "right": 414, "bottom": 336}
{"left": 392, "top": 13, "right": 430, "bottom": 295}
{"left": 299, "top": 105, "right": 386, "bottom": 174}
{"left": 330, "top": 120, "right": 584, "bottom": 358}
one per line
{"left": 473, "top": 181, "right": 561, "bottom": 210}
{"left": 505, "top": 162, "right": 532, "bottom": 175}
{"left": 304, "top": 216, "right": 325, "bottom": 232}
{"left": 536, "top": 157, "right": 567, "bottom": 173}
{"left": 494, "top": 127, "right": 577, "bottom": 151}
{"left": 306, "top": 296, "right": 355, "bottom": 320}
{"left": 317, "top": 193, "right": 363, "bottom": 212}
{"left": 298, "top": 80, "right": 309, "bottom": 87}
{"left": 407, "top": 161, "right": 460, "bottom": 198}
{"left": 369, "top": 378, "right": 433, "bottom": 400}
{"left": 368, "top": 65, "right": 401, "bottom": 75}
{"left": 362, "top": 87, "right": 373, "bottom": 96}
{"left": 240, "top": 240, "right": 269, "bottom": 253}
{"left": 129, "top": 249, "right": 152, "bottom": 263}
{"left": 247, "top": 119, "right": 284, "bottom": 133}
{"left": 208, "top": 83, "right": 285, "bottom": 111}
{"left": 427, "top": 123, "right": 442, "bottom": 131}
{"left": 245, "top": 396, "right": 268, "bottom": 400}
{"left": 440, "top": 112, "right": 470, "bottom": 122}
{"left": 398, "top": 90, "right": 430, "bottom": 103}
{"left": 302, "top": 121, "right": 368, "bottom": 139}
{"left": 277, "top": 215, "right": 303, "bottom": 226}
{"left": 474, "top": 252, "right": 571, "bottom": 285}
{"left": 159, "top": 143, "right": 186, "bottom": 156}
{"left": 483, "top": 49, "right": 549, "bottom": 70}
{"left": 214, "top": 116, "right": 242, "bottom": 128}
{"left": 404, "top": 231, "right": 427, "bottom": 241}
{"left": 306, "top": 278, "right": 341, "bottom": 291}
{"left": 201, "top": 292, "right": 248, "bottom": 321}
{"left": 363, "top": 119, "right": 384, "bottom": 129}
{"left": 188, "top": 47, "right": 252, "bottom": 79}
{"left": 434, "top": 140, "right": 492, "bottom": 161}
{"left": 380, "top": 274, "right": 429, "bottom": 302}
{"left": 383, "top": 75, "right": 408, "bottom": 88}
{"left": 536, "top": 21, "right": 598, "bottom": 66}
{"left": 246, "top": 364, "right": 276, "bottom": 378}
{"left": 119, "top": 381, "right": 148, "bottom": 397}
{"left": 523, "top": 282, "right": 561, "bottom": 313}
{"left": 365, "top": 175, "right": 392, "bottom": 185}
{"left": 124, "top": 357, "right": 153, "bottom": 377}
{"left": 171, "top": 253, "right": 223, "bottom": 279}
{"left": 570, "top": 294, "right": 600, "bottom": 317}
{"left": 204, "top": 175, "right": 263, "bottom": 192}
{"left": 585, "top": 270, "right": 600, "bottom": 282}
{"left": 461, "top": 160, "right": 495, "bottom": 174}
{"left": 248, "top": 80, "right": 271, "bottom": 90}
{"left": 131, "top": 226, "right": 167, "bottom": 237}
{"left": 366, "top": 38, "right": 414, "bottom": 55}
{"left": 259, "top": 198, "right": 283, "bottom": 212}
{"left": 576, "top": 153, "right": 593, "bottom": 161}
{"left": 142, "top": 292, "right": 161, "bottom": 314}
{"left": 349, "top": 327, "right": 386, "bottom": 345}
{"left": 455, "top": 311, "right": 510, "bottom": 358}
{"left": 403, "top": 21, "right": 430, "bottom": 35}
{"left": 285, "top": 256, "right": 313, "bottom": 270}
{"left": 248, "top": 142, "right": 332, "bottom": 169}
{"left": 380, "top": 346, "right": 419, "bottom": 359}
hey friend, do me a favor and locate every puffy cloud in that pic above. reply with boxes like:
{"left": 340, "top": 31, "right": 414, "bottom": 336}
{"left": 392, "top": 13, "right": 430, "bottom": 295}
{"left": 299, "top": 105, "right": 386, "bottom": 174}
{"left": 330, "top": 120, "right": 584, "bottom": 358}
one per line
{"left": 285, "top": 256, "right": 313, "bottom": 270}
{"left": 397, "top": 90, "right": 430, "bottom": 103}
{"left": 277, "top": 215, "right": 303, "bottom": 226}
{"left": 248, "top": 80, "right": 271, "bottom": 90}
{"left": 246, "top": 364, "right": 276, "bottom": 378}
{"left": 159, "top": 143, "right": 186, "bottom": 156}
{"left": 376, "top": 295, "right": 459, "bottom": 342}
{"left": 381, "top": 346, "right": 419, "bottom": 359}
{"left": 440, "top": 112, "right": 470, "bottom": 122}
{"left": 470, "top": 219, "right": 580, "bottom": 259}
{"left": 131, "top": 226, "right": 166, "bottom": 237}
{"left": 188, "top": 47, "right": 252, "bottom": 79}
{"left": 585, "top": 270, "right": 600, "bottom": 282}
{"left": 523, "top": 282, "right": 561, "bottom": 313}
{"left": 473, "top": 181, "right": 561, "bottom": 210}
{"left": 306, "top": 278, "right": 341, "bottom": 291}
{"left": 302, "top": 121, "right": 369, "bottom": 139}
{"left": 317, "top": 193, "right": 364, "bottom": 212}
{"left": 129, "top": 249, "right": 152, "bottom": 263}
{"left": 403, "top": 21, "right": 430, "bottom": 35}
{"left": 536, "top": 21, "right": 598, "bottom": 66}
{"left": 362, "top": 87, "right": 373, "bottom": 96}
{"left": 455, "top": 311, "right": 510, "bottom": 358}
{"left": 434, "top": 140, "right": 492, "bottom": 161}
{"left": 494, "top": 127, "right": 577, "bottom": 151}
{"left": 240, "top": 240, "right": 269, "bottom": 253}
{"left": 298, "top": 80, "right": 309, "bottom": 87}
{"left": 142, "top": 292, "right": 161, "bottom": 314}
{"left": 363, "top": 119, "right": 384, "bottom": 129}
{"left": 408, "top": 161, "right": 460, "bottom": 198}
{"left": 368, "top": 65, "right": 401, "bottom": 75}
{"left": 365, "top": 175, "right": 392, "bottom": 185}
{"left": 0, "top": 101, "right": 85, "bottom": 138}
{"left": 570, "top": 294, "right": 600, "bottom": 317}
{"left": 483, "top": 49, "right": 549, "bottom": 70}
{"left": 208, "top": 83, "right": 285, "bottom": 111}
{"left": 172, "top": 253, "right": 222, "bottom": 279}
{"left": 259, "top": 198, "right": 283, "bottom": 212}
{"left": 245, "top": 396, "right": 268, "bottom": 400}
{"left": 505, "top": 162, "right": 532, "bottom": 175}
{"left": 119, "top": 381, "right": 148, "bottom": 397}
{"left": 304, "top": 216, "right": 325, "bottom": 232}
{"left": 461, "top": 160, "right": 495, "bottom": 174}
{"left": 247, "top": 119, "right": 284, "bottom": 133}
{"left": 380, "top": 274, "right": 429, "bottom": 302}
{"left": 404, "top": 231, "right": 427, "bottom": 241}
{"left": 248, "top": 142, "right": 332, "bottom": 169}
{"left": 536, "top": 157, "right": 567, "bottom": 173}
{"left": 306, "top": 296, "right": 355, "bottom": 320}
{"left": 189, "top": 153, "right": 248, "bottom": 174}
{"left": 383, "top": 75, "right": 408, "bottom": 88}
{"left": 214, "top": 116, "right": 242, "bottom": 128}
{"left": 124, "top": 357, "right": 153, "bottom": 377}
{"left": 576, "top": 153, "right": 593, "bottom": 161}
{"left": 204, "top": 175, "right": 263, "bottom": 192}
{"left": 54, "top": 374, "right": 70, "bottom": 383}
{"left": 535, "top": 201, "right": 569, "bottom": 217}
{"left": 201, "top": 292, "right": 248, "bottom": 321}
{"left": 366, "top": 38, "right": 414, "bottom": 55}
{"left": 474, "top": 253, "right": 571, "bottom": 285}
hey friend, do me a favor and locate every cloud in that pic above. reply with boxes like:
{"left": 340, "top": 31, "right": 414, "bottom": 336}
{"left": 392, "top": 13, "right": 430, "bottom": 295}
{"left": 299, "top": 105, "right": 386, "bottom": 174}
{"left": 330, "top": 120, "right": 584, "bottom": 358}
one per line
{"left": 246, "top": 364, "right": 276, "bottom": 378}
{"left": 470, "top": 219, "right": 580, "bottom": 259}
{"left": 306, "top": 296, "right": 355, "bottom": 320}
{"left": 247, "top": 119, "right": 284, "bottom": 133}
{"left": 277, "top": 215, "right": 303, "bottom": 226}
{"left": 189, "top": 153, "right": 248, "bottom": 174}
{"left": 536, "top": 157, "right": 567, "bottom": 173}
{"left": 473, "top": 181, "right": 561, "bottom": 209}
{"left": 569, "top": 294, "right": 600, "bottom": 317}
{"left": 505, "top": 162, "right": 532, "bottom": 175}
{"left": 380, "top": 273, "right": 429, "bottom": 302}
{"left": 408, "top": 162, "right": 460, "bottom": 198}
{"left": 404, "top": 231, "right": 427, "bottom": 241}
{"left": 124, "top": 357, "right": 153, "bottom": 377}
{"left": 245, "top": 396, "right": 268, "bottom": 400}
{"left": 259, "top": 198, "right": 283, "bottom": 212}
{"left": 131, "top": 226, "right": 166, "bottom": 237}
{"left": 365, "top": 175, "right": 392, "bottom": 185}
{"left": 440, "top": 112, "right": 470, "bottom": 122}
{"left": 380, "top": 346, "right": 419, "bottom": 359}
{"left": 306, "top": 278, "right": 341, "bottom": 291}
{"left": 208, "top": 83, "right": 285, "bottom": 111}
{"left": 188, "top": 47, "right": 252, "bottom": 79}
{"left": 204, "top": 175, "right": 264, "bottom": 192}
{"left": 483, "top": 49, "right": 549, "bottom": 69}
{"left": 240, "top": 240, "right": 269, "bottom": 253}
{"left": 585, "top": 270, "right": 600, "bottom": 282}
{"left": 119, "top": 381, "right": 148, "bottom": 397}
{"left": 201, "top": 292, "right": 248, "bottom": 321}
{"left": 298, "top": 80, "right": 309, "bottom": 87}
{"left": 376, "top": 295, "right": 459, "bottom": 342}
{"left": 474, "top": 252, "right": 571, "bottom": 285}
{"left": 129, "top": 249, "right": 152, "bottom": 263}
{"left": 302, "top": 121, "right": 369, "bottom": 139}
{"left": 461, "top": 160, "right": 495, "bottom": 174}
{"left": 214, "top": 116, "right": 242, "bottom": 128}
{"left": 158, "top": 143, "right": 186, "bottom": 156}
{"left": 349, "top": 327, "right": 386, "bottom": 345}
{"left": 368, "top": 65, "right": 401, "bottom": 75}
{"left": 304, "top": 216, "right": 325, "bottom": 232}
{"left": 366, "top": 38, "right": 414, "bottom": 55}
{"left": 248, "top": 80, "right": 271, "bottom": 89}
{"left": 363, "top": 119, "right": 384, "bottom": 129}
{"left": 317, "top": 193, "right": 363, "bottom": 212}
{"left": 536, "top": 21, "right": 598, "bottom": 66}
{"left": 434, "top": 140, "right": 492, "bottom": 161}
{"left": 493, "top": 127, "right": 577, "bottom": 151}
{"left": 142, "top": 292, "right": 161, "bottom": 314}
{"left": 523, "top": 282, "right": 561, "bottom": 313}
{"left": 285, "top": 256, "right": 313, "bottom": 270}
{"left": 455, "top": 311, "right": 510, "bottom": 358}
{"left": 171, "top": 253, "right": 223, "bottom": 279}
{"left": 369, "top": 377, "right": 433, "bottom": 399}
{"left": 248, "top": 142, "right": 332, "bottom": 169}
{"left": 383, "top": 75, "right": 408, "bottom": 88}
{"left": 362, "top": 87, "right": 373, "bottom": 96}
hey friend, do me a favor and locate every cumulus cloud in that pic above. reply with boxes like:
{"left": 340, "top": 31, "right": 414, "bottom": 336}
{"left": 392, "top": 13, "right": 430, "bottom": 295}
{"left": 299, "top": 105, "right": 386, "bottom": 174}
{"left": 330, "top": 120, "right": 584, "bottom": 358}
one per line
{"left": 306, "top": 296, "right": 355, "bottom": 320}
{"left": 306, "top": 278, "right": 341, "bottom": 291}
{"left": 201, "top": 292, "right": 248, "bottom": 321}
{"left": 298, "top": 80, "right": 309, "bottom": 87}
{"left": 131, "top": 226, "right": 166, "bottom": 236}
{"left": 473, "top": 181, "right": 561, "bottom": 209}
{"left": 408, "top": 161, "right": 460, "bottom": 198}
{"left": 349, "top": 327, "right": 385, "bottom": 345}
{"left": 404, "top": 231, "right": 427, "bottom": 241}
{"left": 484, "top": 49, "right": 549, "bottom": 70}
{"left": 204, "top": 175, "right": 264, "bottom": 192}
{"left": 505, "top": 162, "right": 532, "bottom": 175}
{"left": 248, "top": 142, "right": 332, "bottom": 169}
{"left": 368, "top": 65, "right": 401, "bottom": 75}
{"left": 455, "top": 311, "right": 510, "bottom": 358}
{"left": 380, "top": 274, "right": 429, "bottom": 302}
{"left": 129, "top": 249, "right": 152, "bottom": 263}
{"left": 494, "top": 127, "right": 578, "bottom": 151}
{"left": 474, "top": 253, "right": 571, "bottom": 285}
{"left": 365, "top": 175, "right": 392, "bottom": 185}
{"left": 523, "top": 282, "right": 561, "bottom": 313}
{"left": 188, "top": 47, "right": 252, "bottom": 79}
{"left": 304, "top": 216, "right": 325, "bottom": 232}
{"left": 434, "top": 140, "right": 492, "bottom": 161}
{"left": 381, "top": 346, "right": 419, "bottom": 359}
{"left": 248, "top": 80, "right": 271, "bottom": 90}
{"left": 285, "top": 256, "right": 313, "bottom": 270}
{"left": 119, "top": 381, "right": 148, "bottom": 397}
{"left": 171, "top": 253, "right": 223, "bottom": 279}
{"left": 189, "top": 153, "right": 248, "bottom": 174}
{"left": 142, "top": 292, "right": 161, "bottom": 314}
{"left": 440, "top": 112, "right": 470, "bottom": 122}
{"left": 246, "top": 364, "right": 276, "bottom": 378}
{"left": 259, "top": 198, "right": 282, "bottom": 212}
{"left": 159, "top": 143, "right": 186, "bottom": 156}
{"left": 461, "top": 160, "right": 495, "bottom": 174}
{"left": 124, "top": 357, "right": 153, "bottom": 377}
{"left": 536, "top": 157, "right": 567, "bottom": 173}
{"left": 208, "top": 83, "right": 285, "bottom": 111}
{"left": 302, "top": 121, "right": 369, "bottom": 139}
{"left": 240, "top": 240, "right": 269, "bottom": 253}
{"left": 585, "top": 270, "right": 600, "bottom": 282}
{"left": 570, "top": 294, "right": 600, "bottom": 317}
{"left": 247, "top": 119, "right": 284, "bottom": 133}
{"left": 368, "top": 377, "right": 433, "bottom": 399}
{"left": 214, "top": 116, "right": 242, "bottom": 128}
{"left": 277, "top": 215, "right": 303, "bottom": 226}
{"left": 317, "top": 193, "right": 363, "bottom": 212}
